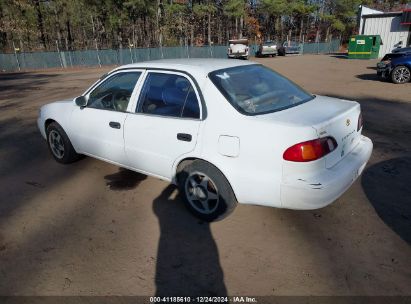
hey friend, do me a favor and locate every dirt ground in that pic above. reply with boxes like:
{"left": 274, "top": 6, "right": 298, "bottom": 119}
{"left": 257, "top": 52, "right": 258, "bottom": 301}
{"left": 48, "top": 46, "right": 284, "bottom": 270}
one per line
{"left": 0, "top": 55, "right": 410, "bottom": 296}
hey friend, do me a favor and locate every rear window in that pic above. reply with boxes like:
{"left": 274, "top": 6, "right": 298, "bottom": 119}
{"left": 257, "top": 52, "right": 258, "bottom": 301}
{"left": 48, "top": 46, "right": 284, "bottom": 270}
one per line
{"left": 209, "top": 65, "right": 313, "bottom": 115}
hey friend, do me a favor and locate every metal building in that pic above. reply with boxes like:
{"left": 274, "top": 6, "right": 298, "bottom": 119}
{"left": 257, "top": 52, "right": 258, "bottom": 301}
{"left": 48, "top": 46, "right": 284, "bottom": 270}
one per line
{"left": 359, "top": 6, "right": 411, "bottom": 58}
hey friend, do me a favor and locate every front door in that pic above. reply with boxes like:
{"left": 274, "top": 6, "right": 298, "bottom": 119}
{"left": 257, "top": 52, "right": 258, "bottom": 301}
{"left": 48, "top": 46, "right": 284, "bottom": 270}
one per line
{"left": 70, "top": 70, "right": 143, "bottom": 165}
{"left": 124, "top": 71, "right": 202, "bottom": 179}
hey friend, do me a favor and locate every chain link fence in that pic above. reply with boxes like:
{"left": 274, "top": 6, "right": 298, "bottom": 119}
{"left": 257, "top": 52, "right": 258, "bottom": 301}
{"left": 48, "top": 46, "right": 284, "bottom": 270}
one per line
{"left": 0, "top": 40, "right": 340, "bottom": 72}
{"left": 299, "top": 39, "right": 341, "bottom": 54}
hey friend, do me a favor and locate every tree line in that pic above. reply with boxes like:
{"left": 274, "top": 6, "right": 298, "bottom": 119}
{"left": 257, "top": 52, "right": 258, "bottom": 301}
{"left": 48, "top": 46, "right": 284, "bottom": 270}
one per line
{"left": 0, "top": 0, "right": 407, "bottom": 53}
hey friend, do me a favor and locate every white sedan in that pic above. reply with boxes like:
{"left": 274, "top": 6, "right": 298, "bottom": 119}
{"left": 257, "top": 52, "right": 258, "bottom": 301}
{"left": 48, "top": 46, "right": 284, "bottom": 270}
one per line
{"left": 37, "top": 59, "right": 373, "bottom": 221}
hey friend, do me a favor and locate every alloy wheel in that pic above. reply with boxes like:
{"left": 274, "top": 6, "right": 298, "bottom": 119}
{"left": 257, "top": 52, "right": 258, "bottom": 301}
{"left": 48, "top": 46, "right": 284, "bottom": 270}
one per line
{"left": 393, "top": 67, "right": 410, "bottom": 83}
{"left": 185, "top": 171, "right": 219, "bottom": 214}
{"left": 48, "top": 130, "right": 65, "bottom": 159}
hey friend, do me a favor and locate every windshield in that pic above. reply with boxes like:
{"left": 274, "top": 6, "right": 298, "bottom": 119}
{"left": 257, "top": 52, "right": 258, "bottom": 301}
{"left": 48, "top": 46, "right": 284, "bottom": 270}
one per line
{"left": 209, "top": 65, "right": 313, "bottom": 115}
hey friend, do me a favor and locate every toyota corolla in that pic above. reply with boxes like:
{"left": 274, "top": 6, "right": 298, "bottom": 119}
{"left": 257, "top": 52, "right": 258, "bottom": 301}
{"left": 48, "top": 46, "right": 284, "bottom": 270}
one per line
{"left": 38, "top": 59, "right": 373, "bottom": 221}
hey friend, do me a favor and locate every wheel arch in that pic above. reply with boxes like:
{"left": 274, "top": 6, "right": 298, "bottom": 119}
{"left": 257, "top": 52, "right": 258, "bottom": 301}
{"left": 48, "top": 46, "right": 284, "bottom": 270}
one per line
{"left": 45, "top": 118, "right": 57, "bottom": 131}
{"left": 174, "top": 157, "right": 239, "bottom": 202}
{"left": 44, "top": 118, "right": 79, "bottom": 153}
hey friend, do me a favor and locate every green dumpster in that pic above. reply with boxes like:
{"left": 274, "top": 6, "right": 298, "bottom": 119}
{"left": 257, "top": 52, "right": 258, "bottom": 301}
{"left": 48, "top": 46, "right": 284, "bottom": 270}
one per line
{"left": 348, "top": 35, "right": 381, "bottom": 59}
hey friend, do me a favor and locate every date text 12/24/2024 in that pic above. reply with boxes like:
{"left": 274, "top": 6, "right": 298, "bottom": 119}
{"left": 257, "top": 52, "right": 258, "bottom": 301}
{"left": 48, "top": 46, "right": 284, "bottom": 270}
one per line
{"left": 149, "top": 297, "right": 257, "bottom": 303}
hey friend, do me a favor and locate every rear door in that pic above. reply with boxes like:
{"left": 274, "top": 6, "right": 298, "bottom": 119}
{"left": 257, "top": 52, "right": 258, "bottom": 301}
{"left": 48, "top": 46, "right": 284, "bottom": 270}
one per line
{"left": 123, "top": 70, "right": 202, "bottom": 179}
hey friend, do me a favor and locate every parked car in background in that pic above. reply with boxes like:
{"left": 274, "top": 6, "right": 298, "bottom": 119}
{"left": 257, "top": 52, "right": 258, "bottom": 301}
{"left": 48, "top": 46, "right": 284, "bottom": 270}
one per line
{"left": 392, "top": 46, "right": 411, "bottom": 54}
{"left": 283, "top": 41, "right": 301, "bottom": 54}
{"left": 38, "top": 59, "right": 372, "bottom": 221}
{"left": 377, "top": 52, "right": 411, "bottom": 84}
{"left": 227, "top": 39, "right": 249, "bottom": 59}
{"left": 256, "top": 41, "right": 278, "bottom": 57}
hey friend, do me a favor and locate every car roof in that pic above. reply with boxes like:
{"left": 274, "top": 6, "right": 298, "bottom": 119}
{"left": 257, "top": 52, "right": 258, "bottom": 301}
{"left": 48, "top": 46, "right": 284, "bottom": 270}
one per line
{"left": 393, "top": 47, "right": 411, "bottom": 52}
{"left": 115, "top": 58, "right": 258, "bottom": 75}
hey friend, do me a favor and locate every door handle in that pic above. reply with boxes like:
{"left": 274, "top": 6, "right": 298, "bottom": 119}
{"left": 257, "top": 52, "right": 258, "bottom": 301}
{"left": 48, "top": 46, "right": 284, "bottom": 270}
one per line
{"left": 109, "top": 121, "right": 121, "bottom": 129}
{"left": 177, "top": 133, "right": 192, "bottom": 142}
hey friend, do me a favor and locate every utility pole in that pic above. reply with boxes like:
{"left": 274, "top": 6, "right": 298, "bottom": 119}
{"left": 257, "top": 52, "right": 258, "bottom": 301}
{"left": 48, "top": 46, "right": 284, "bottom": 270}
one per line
{"left": 12, "top": 41, "right": 21, "bottom": 71}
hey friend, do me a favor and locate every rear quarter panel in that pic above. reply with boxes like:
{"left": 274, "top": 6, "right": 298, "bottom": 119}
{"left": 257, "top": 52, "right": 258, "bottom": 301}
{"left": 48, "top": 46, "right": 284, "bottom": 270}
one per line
{"left": 181, "top": 80, "right": 318, "bottom": 207}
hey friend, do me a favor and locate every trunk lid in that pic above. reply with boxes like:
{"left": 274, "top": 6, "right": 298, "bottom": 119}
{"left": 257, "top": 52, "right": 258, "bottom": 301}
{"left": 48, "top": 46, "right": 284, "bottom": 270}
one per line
{"left": 257, "top": 95, "right": 362, "bottom": 168}
{"left": 262, "top": 45, "right": 277, "bottom": 51}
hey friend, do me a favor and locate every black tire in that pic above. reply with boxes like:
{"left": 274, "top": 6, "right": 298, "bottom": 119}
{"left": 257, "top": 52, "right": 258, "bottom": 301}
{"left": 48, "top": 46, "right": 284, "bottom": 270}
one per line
{"left": 46, "top": 122, "right": 81, "bottom": 164}
{"left": 177, "top": 160, "right": 237, "bottom": 221}
{"left": 391, "top": 65, "right": 411, "bottom": 84}
{"left": 277, "top": 47, "right": 286, "bottom": 56}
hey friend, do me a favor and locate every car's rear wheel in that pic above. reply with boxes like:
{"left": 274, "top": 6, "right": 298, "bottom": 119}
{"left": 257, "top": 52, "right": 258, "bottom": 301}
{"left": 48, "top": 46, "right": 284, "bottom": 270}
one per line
{"left": 177, "top": 160, "right": 237, "bottom": 221}
{"left": 277, "top": 47, "right": 286, "bottom": 56}
{"left": 46, "top": 122, "right": 81, "bottom": 164}
{"left": 391, "top": 66, "right": 410, "bottom": 84}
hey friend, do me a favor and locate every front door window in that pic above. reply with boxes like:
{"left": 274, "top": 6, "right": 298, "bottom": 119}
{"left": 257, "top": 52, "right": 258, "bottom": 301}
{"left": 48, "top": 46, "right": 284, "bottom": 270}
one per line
{"left": 88, "top": 72, "right": 141, "bottom": 112}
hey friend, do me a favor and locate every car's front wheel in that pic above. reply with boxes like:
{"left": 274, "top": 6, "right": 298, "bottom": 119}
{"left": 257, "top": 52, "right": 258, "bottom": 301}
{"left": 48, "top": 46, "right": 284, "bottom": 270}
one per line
{"left": 178, "top": 160, "right": 237, "bottom": 221}
{"left": 46, "top": 122, "right": 81, "bottom": 164}
{"left": 391, "top": 65, "right": 410, "bottom": 84}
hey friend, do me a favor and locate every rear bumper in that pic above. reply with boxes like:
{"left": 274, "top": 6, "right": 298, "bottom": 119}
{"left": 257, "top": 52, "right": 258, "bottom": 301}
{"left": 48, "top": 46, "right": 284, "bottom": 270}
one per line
{"left": 228, "top": 53, "right": 248, "bottom": 58}
{"left": 261, "top": 49, "right": 277, "bottom": 55}
{"left": 280, "top": 135, "right": 373, "bottom": 210}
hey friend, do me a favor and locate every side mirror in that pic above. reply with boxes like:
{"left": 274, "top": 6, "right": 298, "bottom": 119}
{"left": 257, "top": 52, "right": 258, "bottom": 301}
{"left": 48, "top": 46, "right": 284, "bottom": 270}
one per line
{"left": 75, "top": 96, "right": 87, "bottom": 107}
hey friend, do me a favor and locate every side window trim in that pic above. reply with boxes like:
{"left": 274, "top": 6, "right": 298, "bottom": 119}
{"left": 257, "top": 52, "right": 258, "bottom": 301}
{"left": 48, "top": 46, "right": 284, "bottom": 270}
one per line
{"left": 127, "top": 69, "right": 148, "bottom": 113}
{"left": 83, "top": 69, "right": 145, "bottom": 113}
{"left": 133, "top": 70, "right": 203, "bottom": 120}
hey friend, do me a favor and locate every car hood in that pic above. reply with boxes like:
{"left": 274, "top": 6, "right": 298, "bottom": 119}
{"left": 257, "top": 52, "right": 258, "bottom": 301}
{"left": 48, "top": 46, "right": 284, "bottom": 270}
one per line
{"left": 41, "top": 98, "right": 76, "bottom": 115}
{"left": 53, "top": 99, "right": 74, "bottom": 104}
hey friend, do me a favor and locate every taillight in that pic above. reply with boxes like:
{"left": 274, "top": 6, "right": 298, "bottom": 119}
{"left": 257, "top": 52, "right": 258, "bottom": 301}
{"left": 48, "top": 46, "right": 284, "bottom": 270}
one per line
{"left": 283, "top": 137, "right": 338, "bottom": 162}
{"left": 357, "top": 112, "right": 363, "bottom": 131}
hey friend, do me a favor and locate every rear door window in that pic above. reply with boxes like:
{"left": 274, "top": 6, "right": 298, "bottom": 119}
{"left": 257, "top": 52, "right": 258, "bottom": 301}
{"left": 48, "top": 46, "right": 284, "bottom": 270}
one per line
{"left": 136, "top": 72, "right": 200, "bottom": 119}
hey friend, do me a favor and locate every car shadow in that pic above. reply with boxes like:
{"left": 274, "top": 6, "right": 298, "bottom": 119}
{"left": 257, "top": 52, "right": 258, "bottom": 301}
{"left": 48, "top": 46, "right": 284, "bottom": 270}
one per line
{"left": 152, "top": 185, "right": 227, "bottom": 296}
{"left": 355, "top": 73, "right": 386, "bottom": 81}
{"left": 361, "top": 157, "right": 411, "bottom": 245}
{"left": 0, "top": 72, "right": 59, "bottom": 99}
{"left": 329, "top": 54, "right": 348, "bottom": 59}
{"left": 323, "top": 95, "right": 411, "bottom": 245}
{"left": 104, "top": 168, "right": 146, "bottom": 191}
